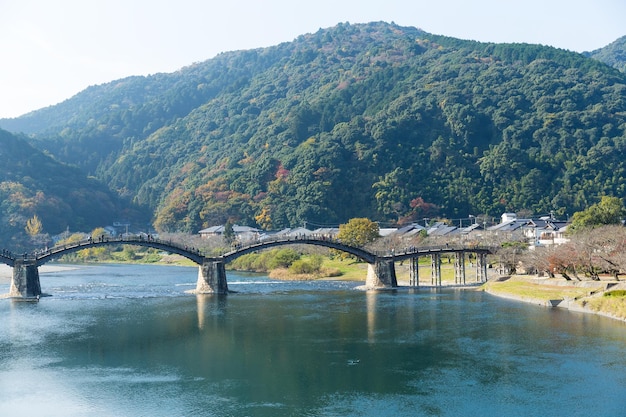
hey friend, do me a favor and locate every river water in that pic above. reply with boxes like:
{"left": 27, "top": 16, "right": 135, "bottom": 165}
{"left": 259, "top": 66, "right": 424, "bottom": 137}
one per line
{"left": 1, "top": 264, "right": 625, "bottom": 417}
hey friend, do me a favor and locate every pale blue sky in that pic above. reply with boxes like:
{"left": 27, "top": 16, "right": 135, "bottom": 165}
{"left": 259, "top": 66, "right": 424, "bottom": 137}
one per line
{"left": 1, "top": 0, "right": 625, "bottom": 118}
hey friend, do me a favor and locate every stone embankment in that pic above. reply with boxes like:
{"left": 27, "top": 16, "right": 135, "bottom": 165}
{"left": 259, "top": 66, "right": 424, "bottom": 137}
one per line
{"left": 482, "top": 275, "right": 626, "bottom": 323}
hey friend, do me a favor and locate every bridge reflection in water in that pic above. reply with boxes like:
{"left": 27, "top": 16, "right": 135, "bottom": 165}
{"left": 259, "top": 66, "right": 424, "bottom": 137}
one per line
{"left": 0, "top": 235, "right": 491, "bottom": 299}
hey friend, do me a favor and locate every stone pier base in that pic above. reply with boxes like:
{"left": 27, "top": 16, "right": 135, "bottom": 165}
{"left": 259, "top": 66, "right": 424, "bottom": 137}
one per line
{"left": 365, "top": 260, "right": 397, "bottom": 289}
{"left": 194, "top": 261, "right": 229, "bottom": 294}
{"left": 9, "top": 261, "right": 41, "bottom": 298}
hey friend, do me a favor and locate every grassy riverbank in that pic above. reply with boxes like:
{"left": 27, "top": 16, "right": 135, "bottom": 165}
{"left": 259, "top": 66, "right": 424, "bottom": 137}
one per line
{"left": 482, "top": 275, "right": 626, "bottom": 322}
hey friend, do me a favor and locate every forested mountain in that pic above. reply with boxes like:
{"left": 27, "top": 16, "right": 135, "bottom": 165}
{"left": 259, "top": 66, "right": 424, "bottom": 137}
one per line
{"left": 2, "top": 22, "right": 626, "bottom": 234}
{"left": 585, "top": 36, "right": 626, "bottom": 72}
{"left": 0, "top": 129, "right": 141, "bottom": 247}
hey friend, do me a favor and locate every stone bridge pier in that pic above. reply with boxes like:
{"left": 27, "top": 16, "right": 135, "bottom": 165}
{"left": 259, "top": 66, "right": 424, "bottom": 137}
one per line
{"left": 365, "top": 259, "right": 397, "bottom": 289}
{"left": 195, "top": 260, "right": 229, "bottom": 294}
{"left": 9, "top": 261, "right": 42, "bottom": 298}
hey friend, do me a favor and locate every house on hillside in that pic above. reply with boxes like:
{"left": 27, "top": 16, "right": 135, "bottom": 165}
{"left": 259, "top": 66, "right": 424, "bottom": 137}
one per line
{"left": 281, "top": 227, "right": 314, "bottom": 237}
{"left": 198, "top": 225, "right": 223, "bottom": 237}
{"left": 487, "top": 213, "right": 531, "bottom": 239}
{"left": 379, "top": 227, "right": 398, "bottom": 237}
{"left": 312, "top": 227, "right": 339, "bottom": 238}
{"left": 198, "top": 225, "right": 261, "bottom": 242}
{"left": 427, "top": 222, "right": 458, "bottom": 237}
{"left": 501, "top": 213, "right": 518, "bottom": 223}
{"left": 389, "top": 224, "right": 424, "bottom": 238}
{"left": 539, "top": 220, "right": 569, "bottom": 245}
{"left": 261, "top": 227, "right": 314, "bottom": 240}
{"left": 488, "top": 213, "right": 570, "bottom": 247}
{"left": 458, "top": 223, "right": 486, "bottom": 240}
{"left": 524, "top": 219, "right": 569, "bottom": 246}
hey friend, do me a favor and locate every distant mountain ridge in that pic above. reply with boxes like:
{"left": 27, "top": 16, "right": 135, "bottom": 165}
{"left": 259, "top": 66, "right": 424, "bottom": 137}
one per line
{"left": 585, "top": 35, "right": 626, "bottom": 72}
{"left": 1, "top": 21, "right": 626, "bottom": 235}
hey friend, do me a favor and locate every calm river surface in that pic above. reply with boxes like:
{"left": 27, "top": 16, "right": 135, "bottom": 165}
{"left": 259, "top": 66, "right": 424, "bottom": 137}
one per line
{"left": 1, "top": 264, "right": 626, "bottom": 416}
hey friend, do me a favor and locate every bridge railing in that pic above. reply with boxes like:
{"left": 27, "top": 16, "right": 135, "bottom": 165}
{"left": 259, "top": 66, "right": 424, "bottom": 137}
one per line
{"left": 221, "top": 233, "right": 367, "bottom": 256}
{"left": 221, "top": 235, "right": 493, "bottom": 259}
{"left": 374, "top": 244, "right": 494, "bottom": 258}
{"left": 2, "top": 234, "right": 494, "bottom": 265}
{"left": 0, "top": 249, "right": 16, "bottom": 266}
{"left": 29, "top": 235, "right": 205, "bottom": 261}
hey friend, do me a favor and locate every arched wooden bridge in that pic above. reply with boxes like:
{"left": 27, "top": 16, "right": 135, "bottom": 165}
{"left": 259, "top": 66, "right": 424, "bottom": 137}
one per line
{"left": 1, "top": 235, "right": 492, "bottom": 298}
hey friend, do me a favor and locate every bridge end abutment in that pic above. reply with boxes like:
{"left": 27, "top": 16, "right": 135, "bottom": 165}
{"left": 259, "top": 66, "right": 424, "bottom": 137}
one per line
{"left": 194, "top": 260, "right": 229, "bottom": 294}
{"left": 365, "top": 260, "right": 398, "bottom": 289}
{"left": 9, "top": 261, "right": 42, "bottom": 298}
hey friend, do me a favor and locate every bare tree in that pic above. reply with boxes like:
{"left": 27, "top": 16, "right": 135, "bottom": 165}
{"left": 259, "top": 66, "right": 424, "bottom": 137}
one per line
{"left": 543, "top": 241, "right": 579, "bottom": 280}
{"left": 520, "top": 246, "right": 551, "bottom": 276}
{"left": 537, "top": 225, "right": 626, "bottom": 281}
{"left": 564, "top": 231, "right": 597, "bottom": 279}
{"left": 586, "top": 225, "right": 626, "bottom": 280}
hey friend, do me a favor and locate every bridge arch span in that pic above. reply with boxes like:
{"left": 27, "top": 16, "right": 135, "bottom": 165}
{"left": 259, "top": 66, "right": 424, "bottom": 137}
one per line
{"left": 221, "top": 237, "right": 376, "bottom": 264}
{"left": 34, "top": 237, "right": 205, "bottom": 266}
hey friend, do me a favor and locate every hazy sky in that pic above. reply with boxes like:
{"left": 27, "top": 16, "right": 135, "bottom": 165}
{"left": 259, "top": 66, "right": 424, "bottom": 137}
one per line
{"left": 1, "top": 0, "right": 625, "bottom": 118}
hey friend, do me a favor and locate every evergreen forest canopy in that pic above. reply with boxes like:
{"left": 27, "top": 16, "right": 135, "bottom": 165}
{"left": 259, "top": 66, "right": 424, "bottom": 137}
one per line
{"left": 1, "top": 21, "right": 626, "bottom": 236}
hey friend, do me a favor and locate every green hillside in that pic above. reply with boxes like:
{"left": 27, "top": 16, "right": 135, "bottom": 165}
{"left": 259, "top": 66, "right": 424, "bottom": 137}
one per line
{"left": 0, "top": 129, "right": 142, "bottom": 248}
{"left": 2, "top": 22, "right": 626, "bottom": 234}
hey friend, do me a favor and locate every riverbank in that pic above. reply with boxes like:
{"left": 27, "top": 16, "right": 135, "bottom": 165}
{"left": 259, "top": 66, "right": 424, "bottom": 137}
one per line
{"left": 482, "top": 275, "right": 626, "bottom": 323}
